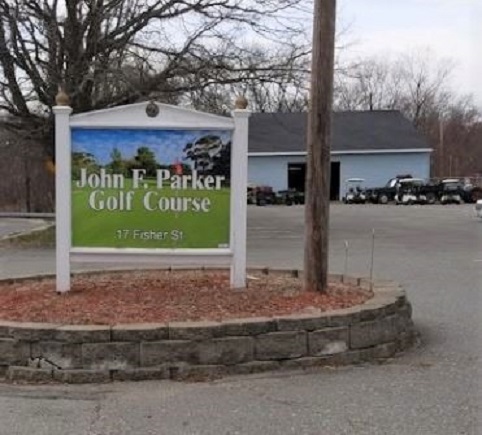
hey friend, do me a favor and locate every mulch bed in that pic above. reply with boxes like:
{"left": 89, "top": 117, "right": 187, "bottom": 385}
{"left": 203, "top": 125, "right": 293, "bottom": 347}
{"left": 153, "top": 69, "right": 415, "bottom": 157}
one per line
{"left": 0, "top": 270, "right": 373, "bottom": 325}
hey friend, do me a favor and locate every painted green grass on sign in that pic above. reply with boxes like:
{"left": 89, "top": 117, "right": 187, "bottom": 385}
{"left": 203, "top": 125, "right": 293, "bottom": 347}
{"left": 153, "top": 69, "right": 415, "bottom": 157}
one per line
{"left": 72, "top": 179, "right": 230, "bottom": 248}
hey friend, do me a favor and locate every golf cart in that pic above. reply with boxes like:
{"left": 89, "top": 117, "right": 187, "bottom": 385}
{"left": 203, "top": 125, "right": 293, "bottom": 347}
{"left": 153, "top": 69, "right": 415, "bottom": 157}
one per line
{"left": 277, "top": 189, "right": 305, "bottom": 206}
{"left": 394, "top": 178, "right": 427, "bottom": 205}
{"left": 247, "top": 184, "right": 276, "bottom": 206}
{"left": 342, "top": 178, "right": 367, "bottom": 204}
{"left": 439, "top": 179, "right": 464, "bottom": 205}
{"left": 475, "top": 200, "right": 482, "bottom": 219}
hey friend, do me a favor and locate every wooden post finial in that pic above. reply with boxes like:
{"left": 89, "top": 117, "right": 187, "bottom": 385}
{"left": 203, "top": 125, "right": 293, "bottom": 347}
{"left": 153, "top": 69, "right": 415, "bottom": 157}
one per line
{"left": 55, "top": 87, "right": 70, "bottom": 106}
{"left": 234, "top": 95, "right": 248, "bottom": 110}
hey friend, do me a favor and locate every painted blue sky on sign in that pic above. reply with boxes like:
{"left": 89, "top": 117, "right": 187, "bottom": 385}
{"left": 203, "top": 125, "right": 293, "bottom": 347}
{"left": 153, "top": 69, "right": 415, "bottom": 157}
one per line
{"left": 71, "top": 129, "right": 232, "bottom": 166}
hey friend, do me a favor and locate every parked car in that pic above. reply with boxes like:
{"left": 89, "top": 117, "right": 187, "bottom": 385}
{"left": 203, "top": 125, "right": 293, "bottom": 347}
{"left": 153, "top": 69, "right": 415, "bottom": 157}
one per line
{"left": 429, "top": 177, "right": 482, "bottom": 204}
{"left": 247, "top": 184, "right": 276, "bottom": 206}
{"left": 342, "top": 178, "right": 367, "bottom": 204}
{"left": 367, "top": 175, "right": 478, "bottom": 205}
{"left": 460, "top": 179, "right": 482, "bottom": 203}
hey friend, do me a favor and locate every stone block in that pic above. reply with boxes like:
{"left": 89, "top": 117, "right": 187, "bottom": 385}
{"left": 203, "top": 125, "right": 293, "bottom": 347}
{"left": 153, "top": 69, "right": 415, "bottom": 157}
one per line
{"left": 0, "top": 321, "right": 20, "bottom": 338}
{"left": 111, "top": 323, "right": 168, "bottom": 341}
{"left": 397, "top": 330, "right": 417, "bottom": 350}
{"left": 141, "top": 340, "right": 194, "bottom": 366}
{"left": 0, "top": 339, "right": 30, "bottom": 365}
{"left": 169, "top": 321, "right": 224, "bottom": 341}
{"left": 383, "top": 302, "right": 399, "bottom": 316}
{"left": 255, "top": 331, "right": 307, "bottom": 360}
{"left": 350, "top": 315, "right": 401, "bottom": 349}
{"left": 327, "top": 349, "right": 372, "bottom": 365}
{"left": 372, "top": 341, "right": 398, "bottom": 359}
{"left": 353, "top": 347, "right": 378, "bottom": 363}
{"left": 326, "top": 307, "right": 361, "bottom": 326}
{"left": 308, "top": 327, "right": 349, "bottom": 356}
{"left": 7, "top": 366, "right": 53, "bottom": 383}
{"left": 358, "top": 304, "right": 385, "bottom": 322}
{"left": 372, "top": 280, "right": 398, "bottom": 290}
{"left": 112, "top": 366, "right": 170, "bottom": 382}
{"left": 279, "top": 356, "right": 328, "bottom": 371}
{"left": 225, "top": 360, "right": 281, "bottom": 376}
{"left": 222, "top": 317, "right": 276, "bottom": 336}
{"left": 398, "top": 302, "right": 413, "bottom": 319}
{"left": 195, "top": 337, "right": 254, "bottom": 365}
{"left": 395, "top": 293, "right": 408, "bottom": 307}
{"left": 53, "top": 369, "right": 110, "bottom": 384}
{"left": 170, "top": 364, "right": 226, "bottom": 382}
{"left": 9, "top": 323, "right": 59, "bottom": 341}
{"left": 54, "top": 325, "right": 111, "bottom": 343}
{"left": 82, "top": 342, "right": 139, "bottom": 370}
{"left": 276, "top": 313, "right": 329, "bottom": 332}
{"left": 31, "top": 342, "right": 82, "bottom": 369}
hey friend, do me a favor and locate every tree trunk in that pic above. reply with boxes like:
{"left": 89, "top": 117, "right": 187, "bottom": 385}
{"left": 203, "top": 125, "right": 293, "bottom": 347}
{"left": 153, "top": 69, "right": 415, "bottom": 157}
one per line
{"left": 304, "top": 0, "right": 336, "bottom": 293}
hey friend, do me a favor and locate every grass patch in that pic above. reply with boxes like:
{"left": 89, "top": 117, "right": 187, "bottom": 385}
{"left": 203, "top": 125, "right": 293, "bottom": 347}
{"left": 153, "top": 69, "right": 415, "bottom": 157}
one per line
{"left": 72, "top": 178, "right": 230, "bottom": 249}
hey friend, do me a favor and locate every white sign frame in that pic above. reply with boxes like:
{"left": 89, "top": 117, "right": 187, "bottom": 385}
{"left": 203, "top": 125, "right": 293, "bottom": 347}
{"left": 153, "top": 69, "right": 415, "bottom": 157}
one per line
{"left": 53, "top": 102, "right": 250, "bottom": 292}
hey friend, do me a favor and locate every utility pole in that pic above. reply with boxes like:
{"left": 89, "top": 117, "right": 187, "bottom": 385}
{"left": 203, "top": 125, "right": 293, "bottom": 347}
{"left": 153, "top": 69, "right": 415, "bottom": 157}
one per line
{"left": 439, "top": 118, "right": 444, "bottom": 177}
{"left": 304, "top": 0, "right": 337, "bottom": 293}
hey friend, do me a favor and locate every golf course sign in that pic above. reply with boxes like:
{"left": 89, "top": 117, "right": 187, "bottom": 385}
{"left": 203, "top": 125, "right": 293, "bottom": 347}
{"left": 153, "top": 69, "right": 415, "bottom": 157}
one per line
{"left": 53, "top": 99, "right": 250, "bottom": 292}
{"left": 71, "top": 128, "right": 232, "bottom": 249}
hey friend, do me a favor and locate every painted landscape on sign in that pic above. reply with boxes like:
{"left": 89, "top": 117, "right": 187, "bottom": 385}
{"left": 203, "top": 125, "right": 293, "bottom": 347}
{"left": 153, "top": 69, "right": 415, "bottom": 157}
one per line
{"left": 71, "top": 128, "right": 232, "bottom": 249}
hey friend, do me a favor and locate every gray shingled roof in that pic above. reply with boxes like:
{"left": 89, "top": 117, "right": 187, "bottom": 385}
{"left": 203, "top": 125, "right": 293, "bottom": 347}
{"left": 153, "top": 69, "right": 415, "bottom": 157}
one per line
{"left": 248, "top": 110, "right": 430, "bottom": 153}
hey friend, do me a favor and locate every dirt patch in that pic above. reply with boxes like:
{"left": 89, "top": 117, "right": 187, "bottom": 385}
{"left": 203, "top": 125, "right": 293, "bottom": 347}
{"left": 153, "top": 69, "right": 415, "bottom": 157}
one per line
{"left": 0, "top": 270, "right": 373, "bottom": 325}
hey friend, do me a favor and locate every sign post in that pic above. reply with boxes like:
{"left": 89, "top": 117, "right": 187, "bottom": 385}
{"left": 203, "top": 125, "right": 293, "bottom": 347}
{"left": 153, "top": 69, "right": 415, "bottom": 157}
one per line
{"left": 230, "top": 97, "right": 250, "bottom": 288}
{"left": 53, "top": 91, "right": 73, "bottom": 293}
{"left": 53, "top": 94, "right": 250, "bottom": 292}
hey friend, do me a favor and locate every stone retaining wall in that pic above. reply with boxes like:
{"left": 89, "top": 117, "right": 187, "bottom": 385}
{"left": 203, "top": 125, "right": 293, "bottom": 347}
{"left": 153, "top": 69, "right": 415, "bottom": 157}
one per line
{"left": 0, "top": 276, "right": 416, "bottom": 383}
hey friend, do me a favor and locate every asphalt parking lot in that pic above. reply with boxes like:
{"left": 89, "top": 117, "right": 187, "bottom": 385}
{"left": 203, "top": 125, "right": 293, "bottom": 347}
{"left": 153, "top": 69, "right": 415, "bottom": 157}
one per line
{"left": 0, "top": 204, "right": 481, "bottom": 434}
{"left": 0, "top": 218, "right": 49, "bottom": 240}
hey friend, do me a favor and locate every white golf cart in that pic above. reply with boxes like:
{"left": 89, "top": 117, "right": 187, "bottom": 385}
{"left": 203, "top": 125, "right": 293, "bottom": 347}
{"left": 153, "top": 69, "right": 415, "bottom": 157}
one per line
{"left": 394, "top": 178, "right": 427, "bottom": 205}
{"left": 342, "top": 178, "right": 367, "bottom": 204}
{"left": 475, "top": 200, "right": 482, "bottom": 219}
{"left": 439, "top": 178, "right": 464, "bottom": 205}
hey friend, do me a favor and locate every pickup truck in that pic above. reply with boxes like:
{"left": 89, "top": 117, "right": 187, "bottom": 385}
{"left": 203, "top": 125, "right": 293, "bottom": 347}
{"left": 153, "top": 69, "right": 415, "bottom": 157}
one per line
{"left": 366, "top": 175, "right": 413, "bottom": 204}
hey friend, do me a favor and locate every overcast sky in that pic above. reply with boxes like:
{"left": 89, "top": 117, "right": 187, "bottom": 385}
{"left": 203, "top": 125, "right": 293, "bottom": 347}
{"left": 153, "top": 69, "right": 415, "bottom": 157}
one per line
{"left": 337, "top": 0, "right": 481, "bottom": 106}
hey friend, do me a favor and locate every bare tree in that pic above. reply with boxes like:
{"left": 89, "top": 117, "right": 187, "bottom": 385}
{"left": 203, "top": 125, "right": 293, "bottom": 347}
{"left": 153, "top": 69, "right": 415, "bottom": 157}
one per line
{"left": 185, "top": 44, "right": 311, "bottom": 114}
{"left": 335, "top": 57, "right": 402, "bottom": 111}
{"left": 0, "top": 0, "right": 311, "bottom": 152}
{"left": 435, "top": 97, "right": 482, "bottom": 177}
{"left": 334, "top": 50, "right": 482, "bottom": 177}
{"left": 335, "top": 51, "right": 452, "bottom": 123}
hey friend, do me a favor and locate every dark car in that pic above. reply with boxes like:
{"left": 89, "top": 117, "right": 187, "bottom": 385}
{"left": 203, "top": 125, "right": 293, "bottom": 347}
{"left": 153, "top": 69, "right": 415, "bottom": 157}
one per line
{"left": 367, "top": 175, "right": 413, "bottom": 204}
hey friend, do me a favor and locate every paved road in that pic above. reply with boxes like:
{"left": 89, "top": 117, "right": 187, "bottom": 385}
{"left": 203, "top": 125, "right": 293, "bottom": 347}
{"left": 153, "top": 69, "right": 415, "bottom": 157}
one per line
{"left": 0, "top": 205, "right": 481, "bottom": 435}
{"left": 0, "top": 218, "right": 49, "bottom": 240}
